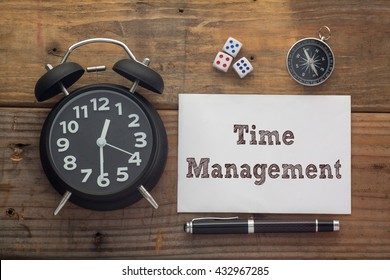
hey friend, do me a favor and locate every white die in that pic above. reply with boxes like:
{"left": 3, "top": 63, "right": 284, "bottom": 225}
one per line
{"left": 233, "top": 57, "right": 253, "bottom": 78}
{"left": 213, "top": 51, "right": 233, "bottom": 72}
{"left": 222, "top": 37, "right": 242, "bottom": 58}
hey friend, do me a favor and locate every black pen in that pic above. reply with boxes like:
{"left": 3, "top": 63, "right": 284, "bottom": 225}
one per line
{"left": 184, "top": 217, "right": 340, "bottom": 234}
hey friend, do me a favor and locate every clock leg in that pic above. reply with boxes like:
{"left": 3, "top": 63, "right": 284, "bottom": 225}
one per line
{"left": 54, "top": 190, "right": 72, "bottom": 215}
{"left": 138, "top": 185, "right": 159, "bottom": 209}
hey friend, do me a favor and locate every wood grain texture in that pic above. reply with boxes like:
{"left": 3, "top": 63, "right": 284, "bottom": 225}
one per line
{"left": 0, "top": 0, "right": 389, "bottom": 111}
{"left": 0, "top": 0, "right": 389, "bottom": 259}
{"left": 0, "top": 109, "right": 389, "bottom": 259}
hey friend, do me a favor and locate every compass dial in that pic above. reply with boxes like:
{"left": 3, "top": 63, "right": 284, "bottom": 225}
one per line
{"left": 287, "top": 38, "right": 334, "bottom": 86}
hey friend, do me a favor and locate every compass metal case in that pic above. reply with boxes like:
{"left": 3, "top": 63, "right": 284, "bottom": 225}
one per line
{"left": 286, "top": 27, "right": 335, "bottom": 86}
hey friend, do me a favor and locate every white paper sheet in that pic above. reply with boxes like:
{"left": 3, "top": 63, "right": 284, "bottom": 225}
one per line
{"left": 177, "top": 94, "right": 351, "bottom": 214}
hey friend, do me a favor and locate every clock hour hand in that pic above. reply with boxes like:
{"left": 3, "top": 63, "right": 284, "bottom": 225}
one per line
{"left": 100, "top": 119, "right": 110, "bottom": 140}
{"left": 96, "top": 119, "right": 110, "bottom": 149}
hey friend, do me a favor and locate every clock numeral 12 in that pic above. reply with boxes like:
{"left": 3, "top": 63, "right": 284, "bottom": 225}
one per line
{"left": 74, "top": 102, "right": 124, "bottom": 118}
{"left": 90, "top": 97, "right": 110, "bottom": 111}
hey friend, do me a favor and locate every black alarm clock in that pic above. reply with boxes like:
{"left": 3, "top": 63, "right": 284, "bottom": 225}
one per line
{"left": 286, "top": 26, "right": 335, "bottom": 86}
{"left": 34, "top": 38, "right": 168, "bottom": 215}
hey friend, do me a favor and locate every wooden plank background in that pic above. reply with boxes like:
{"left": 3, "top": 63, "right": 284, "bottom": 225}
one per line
{"left": 0, "top": 0, "right": 389, "bottom": 259}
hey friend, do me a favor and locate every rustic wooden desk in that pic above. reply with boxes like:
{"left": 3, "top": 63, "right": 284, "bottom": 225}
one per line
{"left": 1, "top": 0, "right": 389, "bottom": 259}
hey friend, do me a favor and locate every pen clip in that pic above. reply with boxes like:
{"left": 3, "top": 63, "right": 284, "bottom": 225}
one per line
{"left": 191, "top": 216, "right": 239, "bottom": 222}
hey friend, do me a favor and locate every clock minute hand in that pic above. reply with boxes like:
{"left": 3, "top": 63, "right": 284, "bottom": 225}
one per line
{"left": 99, "top": 146, "right": 104, "bottom": 176}
{"left": 97, "top": 119, "right": 110, "bottom": 185}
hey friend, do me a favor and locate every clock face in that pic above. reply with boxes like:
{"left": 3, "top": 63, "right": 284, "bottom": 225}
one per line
{"left": 286, "top": 38, "right": 334, "bottom": 86}
{"left": 40, "top": 84, "right": 166, "bottom": 210}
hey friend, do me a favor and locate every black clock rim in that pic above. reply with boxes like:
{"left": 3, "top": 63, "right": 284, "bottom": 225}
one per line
{"left": 286, "top": 37, "right": 335, "bottom": 86}
{"left": 39, "top": 83, "right": 168, "bottom": 211}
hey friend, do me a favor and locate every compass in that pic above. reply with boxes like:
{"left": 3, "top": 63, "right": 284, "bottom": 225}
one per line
{"left": 286, "top": 26, "right": 335, "bottom": 86}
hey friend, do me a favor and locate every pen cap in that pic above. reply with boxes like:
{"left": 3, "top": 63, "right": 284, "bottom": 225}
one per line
{"left": 318, "top": 220, "right": 340, "bottom": 232}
